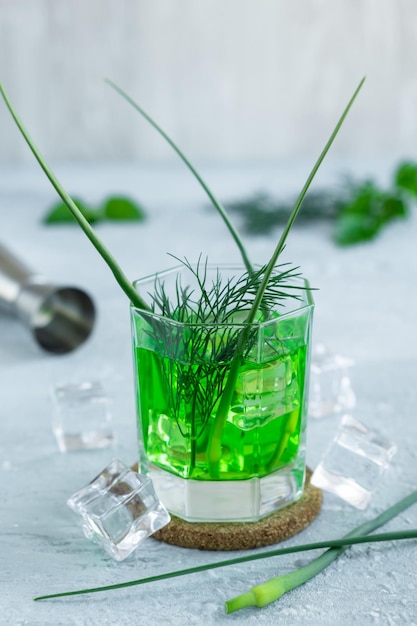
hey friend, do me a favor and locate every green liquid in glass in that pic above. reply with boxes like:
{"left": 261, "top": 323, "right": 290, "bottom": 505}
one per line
{"left": 134, "top": 342, "right": 307, "bottom": 481}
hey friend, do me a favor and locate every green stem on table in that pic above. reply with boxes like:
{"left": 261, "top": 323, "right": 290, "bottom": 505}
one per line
{"left": 206, "top": 77, "right": 366, "bottom": 475}
{"left": 33, "top": 486, "right": 417, "bottom": 605}
{"left": 0, "top": 82, "right": 150, "bottom": 312}
{"left": 33, "top": 525, "right": 417, "bottom": 601}
{"left": 105, "top": 79, "right": 253, "bottom": 276}
{"left": 225, "top": 486, "right": 417, "bottom": 613}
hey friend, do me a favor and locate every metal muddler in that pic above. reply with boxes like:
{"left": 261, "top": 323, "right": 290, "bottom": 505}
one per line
{"left": 0, "top": 243, "right": 96, "bottom": 354}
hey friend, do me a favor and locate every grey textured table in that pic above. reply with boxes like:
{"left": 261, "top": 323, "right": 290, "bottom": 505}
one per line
{"left": 1, "top": 161, "right": 416, "bottom": 625}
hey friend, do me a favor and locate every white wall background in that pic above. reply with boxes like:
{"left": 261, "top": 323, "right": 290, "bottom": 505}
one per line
{"left": 1, "top": 0, "right": 417, "bottom": 164}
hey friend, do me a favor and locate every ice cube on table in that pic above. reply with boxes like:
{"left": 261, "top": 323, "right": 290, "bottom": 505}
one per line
{"left": 51, "top": 380, "right": 114, "bottom": 451}
{"left": 311, "top": 414, "right": 397, "bottom": 509}
{"left": 309, "top": 344, "right": 356, "bottom": 419}
{"left": 67, "top": 459, "right": 171, "bottom": 561}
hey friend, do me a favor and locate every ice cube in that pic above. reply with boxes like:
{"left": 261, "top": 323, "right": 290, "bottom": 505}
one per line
{"left": 311, "top": 414, "right": 397, "bottom": 509}
{"left": 67, "top": 459, "right": 171, "bottom": 560}
{"left": 309, "top": 344, "right": 356, "bottom": 419}
{"left": 51, "top": 380, "right": 114, "bottom": 451}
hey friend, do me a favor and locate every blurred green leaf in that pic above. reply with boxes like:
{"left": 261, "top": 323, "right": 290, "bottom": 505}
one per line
{"left": 225, "top": 189, "right": 343, "bottom": 236}
{"left": 379, "top": 195, "right": 407, "bottom": 220}
{"left": 226, "top": 166, "right": 412, "bottom": 247}
{"left": 334, "top": 213, "right": 379, "bottom": 245}
{"left": 103, "top": 196, "right": 145, "bottom": 221}
{"left": 43, "top": 198, "right": 99, "bottom": 224}
{"left": 44, "top": 195, "right": 146, "bottom": 225}
{"left": 394, "top": 161, "right": 417, "bottom": 197}
{"left": 333, "top": 181, "right": 407, "bottom": 245}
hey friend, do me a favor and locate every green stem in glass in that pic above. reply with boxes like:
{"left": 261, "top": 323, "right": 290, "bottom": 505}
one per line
{"left": 266, "top": 407, "right": 300, "bottom": 472}
{"left": 206, "top": 77, "right": 366, "bottom": 474}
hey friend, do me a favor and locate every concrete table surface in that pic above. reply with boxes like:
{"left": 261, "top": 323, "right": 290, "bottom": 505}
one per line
{"left": 1, "top": 161, "right": 417, "bottom": 626}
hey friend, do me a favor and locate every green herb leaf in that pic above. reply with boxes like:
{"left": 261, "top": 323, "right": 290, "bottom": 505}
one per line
{"left": 43, "top": 195, "right": 145, "bottom": 225}
{"left": 43, "top": 198, "right": 99, "bottom": 224}
{"left": 334, "top": 181, "right": 407, "bottom": 246}
{"left": 228, "top": 163, "right": 413, "bottom": 247}
{"left": 103, "top": 196, "right": 145, "bottom": 221}
{"left": 333, "top": 212, "right": 377, "bottom": 245}
{"left": 226, "top": 189, "right": 343, "bottom": 234}
{"left": 394, "top": 160, "right": 417, "bottom": 196}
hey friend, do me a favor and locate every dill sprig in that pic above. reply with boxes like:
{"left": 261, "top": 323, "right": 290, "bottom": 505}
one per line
{"left": 149, "top": 256, "right": 304, "bottom": 325}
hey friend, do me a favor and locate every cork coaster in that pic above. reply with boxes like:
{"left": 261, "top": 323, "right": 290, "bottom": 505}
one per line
{"left": 149, "top": 468, "right": 322, "bottom": 551}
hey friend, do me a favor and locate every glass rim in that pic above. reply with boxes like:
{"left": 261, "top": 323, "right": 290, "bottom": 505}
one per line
{"left": 131, "top": 263, "right": 314, "bottom": 327}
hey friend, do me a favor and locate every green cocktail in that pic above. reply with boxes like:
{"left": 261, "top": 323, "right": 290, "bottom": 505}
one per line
{"left": 131, "top": 264, "right": 313, "bottom": 522}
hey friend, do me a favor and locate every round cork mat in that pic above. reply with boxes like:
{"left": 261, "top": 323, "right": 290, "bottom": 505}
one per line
{"left": 150, "top": 468, "right": 322, "bottom": 551}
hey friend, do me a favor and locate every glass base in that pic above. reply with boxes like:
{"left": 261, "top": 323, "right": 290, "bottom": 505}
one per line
{"left": 149, "top": 463, "right": 305, "bottom": 522}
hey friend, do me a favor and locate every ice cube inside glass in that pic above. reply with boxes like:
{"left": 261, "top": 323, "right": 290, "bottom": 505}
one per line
{"left": 311, "top": 414, "right": 397, "bottom": 509}
{"left": 51, "top": 380, "right": 114, "bottom": 451}
{"left": 67, "top": 459, "right": 171, "bottom": 561}
{"left": 309, "top": 344, "right": 356, "bottom": 419}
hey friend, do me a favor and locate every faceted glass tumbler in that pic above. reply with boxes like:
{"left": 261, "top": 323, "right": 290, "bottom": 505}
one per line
{"left": 130, "top": 264, "right": 314, "bottom": 522}
{"left": 51, "top": 380, "right": 114, "bottom": 452}
{"left": 67, "top": 459, "right": 171, "bottom": 561}
{"left": 311, "top": 414, "right": 397, "bottom": 509}
{"left": 309, "top": 344, "right": 356, "bottom": 419}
